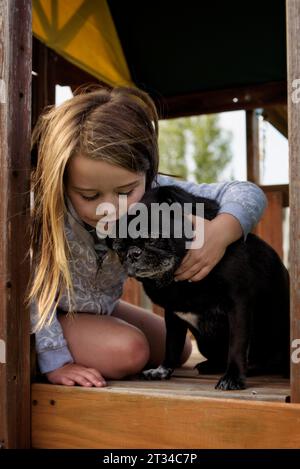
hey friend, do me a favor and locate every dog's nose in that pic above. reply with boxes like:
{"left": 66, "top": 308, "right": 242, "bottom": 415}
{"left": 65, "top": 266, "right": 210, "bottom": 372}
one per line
{"left": 127, "top": 246, "right": 142, "bottom": 261}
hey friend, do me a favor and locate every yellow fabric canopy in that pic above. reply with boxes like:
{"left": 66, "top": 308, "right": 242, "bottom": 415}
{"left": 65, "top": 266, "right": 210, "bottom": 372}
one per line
{"left": 32, "top": 0, "right": 134, "bottom": 87}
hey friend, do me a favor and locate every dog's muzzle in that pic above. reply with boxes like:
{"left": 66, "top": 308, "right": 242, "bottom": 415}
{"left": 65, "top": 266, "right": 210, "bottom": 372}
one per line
{"left": 124, "top": 246, "right": 143, "bottom": 276}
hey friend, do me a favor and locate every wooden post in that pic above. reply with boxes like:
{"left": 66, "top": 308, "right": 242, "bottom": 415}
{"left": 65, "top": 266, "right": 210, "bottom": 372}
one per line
{"left": 287, "top": 0, "right": 300, "bottom": 404}
{"left": 0, "top": 0, "right": 32, "bottom": 447}
{"left": 31, "top": 38, "right": 56, "bottom": 169}
{"left": 246, "top": 109, "right": 260, "bottom": 183}
{"left": 247, "top": 109, "right": 285, "bottom": 261}
{"left": 32, "top": 37, "right": 56, "bottom": 128}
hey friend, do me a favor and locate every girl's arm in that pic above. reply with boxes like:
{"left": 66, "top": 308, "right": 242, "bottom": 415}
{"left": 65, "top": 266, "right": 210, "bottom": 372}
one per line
{"left": 30, "top": 300, "right": 74, "bottom": 374}
{"left": 155, "top": 175, "right": 267, "bottom": 282}
{"left": 155, "top": 175, "right": 267, "bottom": 241}
{"left": 31, "top": 301, "right": 106, "bottom": 386}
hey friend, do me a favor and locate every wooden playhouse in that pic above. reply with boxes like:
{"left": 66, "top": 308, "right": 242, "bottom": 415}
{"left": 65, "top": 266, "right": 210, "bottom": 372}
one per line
{"left": 1, "top": 0, "right": 300, "bottom": 448}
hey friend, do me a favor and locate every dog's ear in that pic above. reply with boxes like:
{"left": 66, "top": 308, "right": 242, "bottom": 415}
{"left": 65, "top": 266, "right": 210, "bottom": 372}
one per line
{"left": 156, "top": 185, "right": 220, "bottom": 220}
{"left": 140, "top": 186, "right": 183, "bottom": 206}
{"left": 156, "top": 186, "right": 182, "bottom": 205}
{"left": 105, "top": 235, "right": 114, "bottom": 250}
{"left": 155, "top": 185, "right": 203, "bottom": 207}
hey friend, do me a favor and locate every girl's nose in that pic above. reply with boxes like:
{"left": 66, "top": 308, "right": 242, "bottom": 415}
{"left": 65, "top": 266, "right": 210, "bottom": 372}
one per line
{"left": 96, "top": 200, "right": 118, "bottom": 221}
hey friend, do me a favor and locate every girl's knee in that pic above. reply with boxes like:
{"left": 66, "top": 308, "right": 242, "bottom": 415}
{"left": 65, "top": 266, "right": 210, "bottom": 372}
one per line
{"left": 107, "top": 329, "right": 150, "bottom": 379}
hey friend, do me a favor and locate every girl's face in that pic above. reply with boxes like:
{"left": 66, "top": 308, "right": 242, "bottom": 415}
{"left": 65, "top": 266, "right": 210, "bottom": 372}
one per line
{"left": 66, "top": 154, "right": 146, "bottom": 227}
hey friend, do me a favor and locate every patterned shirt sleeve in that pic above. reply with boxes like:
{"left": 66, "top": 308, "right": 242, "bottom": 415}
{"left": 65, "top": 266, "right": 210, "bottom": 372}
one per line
{"left": 30, "top": 300, "right": 74, "bottom": 374}
{"left": 154, "top": 175, "right": 267, "bottom": 240}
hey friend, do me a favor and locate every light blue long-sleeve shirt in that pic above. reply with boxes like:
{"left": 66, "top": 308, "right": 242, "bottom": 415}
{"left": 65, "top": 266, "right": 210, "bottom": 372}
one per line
{"left": 31, "top": 175, "right": 267, "bottom": 374}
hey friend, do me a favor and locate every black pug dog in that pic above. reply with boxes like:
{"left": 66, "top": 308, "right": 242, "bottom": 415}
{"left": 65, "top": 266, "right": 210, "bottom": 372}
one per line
{"left": 106, "top": 185, "right": 290, "bottom": 390}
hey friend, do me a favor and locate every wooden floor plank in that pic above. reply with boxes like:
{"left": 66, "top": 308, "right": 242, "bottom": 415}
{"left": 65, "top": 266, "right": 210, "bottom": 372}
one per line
{"left": 107, "top": 375, "right": 290, "bottom": 402}
{"left": 31, "top": 343, "right": 292, "bottom": 448}
{"left": 32, "top": 383, "right": 300, "bottom": 449}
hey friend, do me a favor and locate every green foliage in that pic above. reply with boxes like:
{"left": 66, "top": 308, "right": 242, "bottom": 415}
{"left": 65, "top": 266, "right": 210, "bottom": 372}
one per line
{"left": 158, "top": 115, "right": 233, "bottom": 183}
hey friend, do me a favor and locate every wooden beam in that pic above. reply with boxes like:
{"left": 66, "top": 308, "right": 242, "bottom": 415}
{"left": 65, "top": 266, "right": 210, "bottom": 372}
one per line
{"left": 155, "top": 81, "right": 287, "bottom": 119}
{"left": 253, "top": 192, "right": 283, "bottom": 260}
{"left": 286, "top": 0, "right": 300, "bottom": 404}
{"left": 262, "top": 105, "right": 288, "bottom": 138}
{"left": 246, "top": 110, "right": 260, "bottom": 183}
{"left": 260, "top": 184, "right": 289, "bottom": 207}
{"left": 0, "top": 0, "right": 32, "bottom": 448}
{"left": 32, "top": 383, "right": 300, "bottom": 449}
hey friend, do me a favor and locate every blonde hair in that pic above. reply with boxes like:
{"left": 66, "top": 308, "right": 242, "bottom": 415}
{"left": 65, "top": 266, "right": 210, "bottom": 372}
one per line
{"left": 27, "top": 85, "right": 159, "bottom": 332}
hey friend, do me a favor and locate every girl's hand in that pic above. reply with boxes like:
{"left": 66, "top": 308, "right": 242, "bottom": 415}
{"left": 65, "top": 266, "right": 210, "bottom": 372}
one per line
{"left": 174, "top": 213, "right": 243, "bottom": 282}
{"left": 46, "top": 363, "right": 107, "bottom": 387}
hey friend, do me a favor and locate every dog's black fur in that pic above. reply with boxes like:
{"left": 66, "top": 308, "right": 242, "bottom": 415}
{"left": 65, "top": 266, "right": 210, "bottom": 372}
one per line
{"left": 107, "top": 185, "right": 290, "bottom": 390}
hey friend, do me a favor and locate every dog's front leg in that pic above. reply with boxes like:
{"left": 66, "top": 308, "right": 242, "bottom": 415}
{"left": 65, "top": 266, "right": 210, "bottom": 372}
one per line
{"left": 142, "top": 309, "right": 188, "bottom": 380}
{"left": 215, "top": 303, "right": 251, "bottom": 390}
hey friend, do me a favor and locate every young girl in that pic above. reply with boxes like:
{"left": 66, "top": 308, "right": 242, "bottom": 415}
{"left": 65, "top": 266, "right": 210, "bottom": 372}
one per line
{"left": 28, "top": 85, "right": 267, "bottom": 388}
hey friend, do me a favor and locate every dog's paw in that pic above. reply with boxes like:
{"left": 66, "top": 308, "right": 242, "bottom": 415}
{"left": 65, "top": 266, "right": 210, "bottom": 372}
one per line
{"left": 215, "top": 373, "right": 246, "bottom": 391}
{"left": 142, "top": 365, "right": 173, "bottom": 380}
